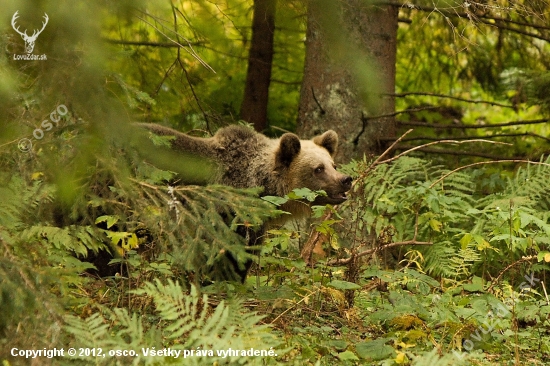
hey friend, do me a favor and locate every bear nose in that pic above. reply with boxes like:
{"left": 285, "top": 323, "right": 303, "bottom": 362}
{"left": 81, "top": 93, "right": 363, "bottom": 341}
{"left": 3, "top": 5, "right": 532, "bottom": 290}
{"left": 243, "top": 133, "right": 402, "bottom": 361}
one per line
{"left": 341, "top": 175, "right": 352, "bottom": 189}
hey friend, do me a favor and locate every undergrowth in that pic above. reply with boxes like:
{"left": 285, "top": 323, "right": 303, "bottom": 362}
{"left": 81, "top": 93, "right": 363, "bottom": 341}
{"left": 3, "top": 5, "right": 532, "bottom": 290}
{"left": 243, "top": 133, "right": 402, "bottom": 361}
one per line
{"left": 2, "top": 139, "right": 550, "bottom": 365}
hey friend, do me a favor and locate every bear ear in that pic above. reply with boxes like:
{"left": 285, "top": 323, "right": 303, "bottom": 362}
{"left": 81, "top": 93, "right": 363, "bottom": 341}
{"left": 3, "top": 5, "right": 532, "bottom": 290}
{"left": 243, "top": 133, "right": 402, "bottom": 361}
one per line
{"left": 313, "top": 130, "right": 338, "bottom": 156}
{"left": 276, "top": 133, "right": 301, "bottom": 168}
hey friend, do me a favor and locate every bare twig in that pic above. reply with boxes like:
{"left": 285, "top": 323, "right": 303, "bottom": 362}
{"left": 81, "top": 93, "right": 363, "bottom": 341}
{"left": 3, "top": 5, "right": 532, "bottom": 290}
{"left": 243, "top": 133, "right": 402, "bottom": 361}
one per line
{"left": 379, "top": 139, "right": 510, "bottom": 165}
{"left": 152, "top": 59, "right": 178, "bottom": 97}
{"left": 326, "top": 211, "right": 431, "bottom": 266}
{"left": 311, "top": 87, "right": 326, "bottom": 115}
{"left": 136, "top": 13, "right": 215, "bottom": 73}
{"left": 486, "top": 255, "right": 537, "bottom": 292}
{"left": 370, "top": 129, "right": 414, "bottom": 167}
{"left": 270, "top": 288, "right": 320, "bottom": 324}
{"left": 378, "top": 1, "right": 550, "bottom": 36}
{"left": 325, "top": 240, "right": 432, "bottom": 266}
{"left": 352, "top": 129, "right": 414, "bottom": 186}
{"left": 394, "top": 146, "right": 522, "bottom": 160}
{"left": 170, "top": 5, "right": 212, "bottom": 135}
{"left": 391, "top": 91, "right": 515, "bottom": 109}
{"left": 381, "top": 132, "right": 550, "bottom": 144}
{"left": 399, "top": 118, "right": 550, "bottom": 129}
{"left": 103, "top": 38, "right": 203, "bottom": 48}
{"left": 542, "top": 281, "right": 549, "bottom": 305}
{"left": 430, "top": 160, "right": 550, "bottom": 188}
{"left": 363, "top": 106, "right": 440, "bottom": 121}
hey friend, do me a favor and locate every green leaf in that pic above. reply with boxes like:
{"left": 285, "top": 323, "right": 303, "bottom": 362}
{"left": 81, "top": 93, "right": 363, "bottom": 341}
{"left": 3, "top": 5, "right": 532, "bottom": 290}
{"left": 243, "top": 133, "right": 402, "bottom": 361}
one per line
{"left": 537, "top": 251, "right": 550, "bottom": 262}
{"left": 328, "top": 339, "right": 348, "bottom": 351}
{"left": 463, "top": 276, "right": 484, "bottom": 292}
{"left": 95, "top": 215, "right": 119, "bottom": 229}
{"left": 338, "top": 350, "right": 359, "bottom": 361}
{"left": 287, "top": 187, "right": 325, "bottom": 202}
{"left": 262, "top": 195, "right": 288, "bottom": 206}
{"left": 429, "top": 218, "right": 443, "bottom": 232}
{"left": 355, "top": 340, "right": 395, "bottom": 360}
{"left": 311, "top": 204, "right": 330, "bottom": 218}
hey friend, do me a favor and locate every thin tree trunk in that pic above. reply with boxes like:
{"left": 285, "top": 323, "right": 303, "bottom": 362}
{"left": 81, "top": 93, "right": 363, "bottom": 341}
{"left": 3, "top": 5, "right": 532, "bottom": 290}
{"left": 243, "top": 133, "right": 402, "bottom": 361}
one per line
{"left": 297, "top": 0, "right": 398, "bottom": 161}
{"left": 240, "top": 0, "right": 276, "bottom": 132}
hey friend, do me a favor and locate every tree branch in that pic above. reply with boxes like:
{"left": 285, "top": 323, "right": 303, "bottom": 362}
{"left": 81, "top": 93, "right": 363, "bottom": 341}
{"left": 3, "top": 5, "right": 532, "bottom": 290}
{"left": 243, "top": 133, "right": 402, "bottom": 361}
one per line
{"left": 430, "top": 160, "right": 550, "bottom": 188}
{"left": 326, "top": 211, "right": 432, "bottom": 266}
{"left": 382, "top": 132, "right": 550, "bottom": 143}
{"left": 136, "top": 12, "right": 215, "bottom": 73}
{"left": 171, "top": 5, "right": 212, "bottom": 135}
{"left": 380, "top": 139, "right": 511, "bottom": 164}
{"left": 391, "top": 91, "right": 515, "bottom": 109}
{"left": 354, "top": 129, "right": 414, "bottom": 184}
{"left": 399, "top": 118, "right": 550, "bottom": 129}
{"left": 380, "top": 1, "right": 550, "bottom": 34}
{"left": 364, "top": 106, "right": 440, "bottom": 121}
{"left": 486, "top": 255, "right": 537, "bottom": 293}
{"left": 152, "top": 58, "right": 178, "bottom": 97}
{"left": 103, "top": 38, "right": 204, "bottom": 48}
{"left": 394, "top": 145, "right": 520, "bottom": 159}
{"left": 325, "top": 240, "right": 432, "bottom": 266}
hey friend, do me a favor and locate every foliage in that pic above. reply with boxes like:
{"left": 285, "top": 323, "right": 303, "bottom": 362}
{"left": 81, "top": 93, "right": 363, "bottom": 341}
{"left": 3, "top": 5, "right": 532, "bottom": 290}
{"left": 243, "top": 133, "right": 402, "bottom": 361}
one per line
{"left": 1, "top": 1, "right": 550, "bottom": 365}
{"left": 65, "top": 280, "right": 280, "bottom": 365}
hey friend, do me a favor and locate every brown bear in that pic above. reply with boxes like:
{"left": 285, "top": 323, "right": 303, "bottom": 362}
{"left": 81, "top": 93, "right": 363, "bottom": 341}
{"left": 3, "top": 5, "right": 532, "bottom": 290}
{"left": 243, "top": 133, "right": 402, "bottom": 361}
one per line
{"left": 136, "top": 123, "right": 352, "bottom": 220}
{"left": 135, "top": 123, "right": 352, "bottom": 280}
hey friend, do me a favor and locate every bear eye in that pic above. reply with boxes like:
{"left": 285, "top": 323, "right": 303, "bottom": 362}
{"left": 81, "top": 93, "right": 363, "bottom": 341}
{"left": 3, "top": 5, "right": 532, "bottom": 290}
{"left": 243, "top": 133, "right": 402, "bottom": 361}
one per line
{"left": 314, "top": 165, "right": 324, "bottom": 174}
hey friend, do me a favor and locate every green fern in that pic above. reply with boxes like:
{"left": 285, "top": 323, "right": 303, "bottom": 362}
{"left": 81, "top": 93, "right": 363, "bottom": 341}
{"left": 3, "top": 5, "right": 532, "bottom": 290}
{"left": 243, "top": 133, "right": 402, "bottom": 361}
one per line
{"left": 422, "top": 241, "right": 459, "bottom": 277}
{"left": 346, "top": 156, "right": 477, "bottom": 277}
{"left": 66, "top": 280, "right": 281, "bottom": 365}
{"left": 348, "top": 154, "right": 550, "bottom": 281}
{"left": 21, "top": 225, "right": 105, "bottom": 256}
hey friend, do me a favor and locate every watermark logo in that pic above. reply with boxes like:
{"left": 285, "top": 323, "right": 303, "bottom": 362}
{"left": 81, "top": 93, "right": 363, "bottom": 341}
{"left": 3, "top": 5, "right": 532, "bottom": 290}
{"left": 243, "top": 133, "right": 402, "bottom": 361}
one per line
{"left": 11, "top": 10, "right": 48, "bottom": 60}
{"left": 17, "top": 138, "right": 33, "bottom": 153}
{"left": 18, "top": 104, "right": 68, "bottom": 153}
{"left": 453, "top": 271, "right": 541, "bottom": 360}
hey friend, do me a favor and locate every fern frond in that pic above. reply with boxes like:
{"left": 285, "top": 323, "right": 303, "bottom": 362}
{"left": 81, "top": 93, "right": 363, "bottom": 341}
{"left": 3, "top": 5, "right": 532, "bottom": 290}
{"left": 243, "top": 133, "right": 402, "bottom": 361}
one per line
{"left": 21, "top": 225, "right": 106, "bottom": 256}
{"left": 66, "top": 280, "right": 280, "bottom": 365}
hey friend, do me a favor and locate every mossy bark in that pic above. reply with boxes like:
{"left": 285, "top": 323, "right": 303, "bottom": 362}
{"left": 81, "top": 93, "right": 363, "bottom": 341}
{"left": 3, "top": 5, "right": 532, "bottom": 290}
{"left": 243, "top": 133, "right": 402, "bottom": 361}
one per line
{"left": 297, "top": 0, "right": 398, "bottom": 162}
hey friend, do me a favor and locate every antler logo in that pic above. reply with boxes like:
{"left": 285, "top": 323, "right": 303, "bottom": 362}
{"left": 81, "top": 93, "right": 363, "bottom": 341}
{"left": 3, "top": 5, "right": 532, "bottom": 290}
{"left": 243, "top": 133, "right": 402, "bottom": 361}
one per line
{"left": 11, "top": 11, "right": 49, "bottom": 54}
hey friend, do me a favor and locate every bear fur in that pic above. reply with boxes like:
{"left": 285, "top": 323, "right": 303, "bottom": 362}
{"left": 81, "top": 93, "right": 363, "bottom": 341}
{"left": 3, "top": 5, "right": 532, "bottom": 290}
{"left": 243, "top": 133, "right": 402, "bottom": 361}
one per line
{"left": 135, "top": 123, "right": 352, "bottom": 281}
{"left": 136, "top": 123, "right": 352, "bottom": 224}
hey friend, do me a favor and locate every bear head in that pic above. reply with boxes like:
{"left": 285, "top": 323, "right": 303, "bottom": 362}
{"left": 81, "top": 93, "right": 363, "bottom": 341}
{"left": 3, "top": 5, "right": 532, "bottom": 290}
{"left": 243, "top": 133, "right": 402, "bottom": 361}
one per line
{"left": 274, "top": 130, "right": 352, "bottom": 205}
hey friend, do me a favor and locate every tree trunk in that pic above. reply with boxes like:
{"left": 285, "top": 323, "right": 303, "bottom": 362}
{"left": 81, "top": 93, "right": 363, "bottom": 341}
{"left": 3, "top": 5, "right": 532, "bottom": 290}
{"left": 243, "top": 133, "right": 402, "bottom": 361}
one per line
{"left": 297, "top": 0, "right": 398, "bottom": 162}
{"left": 240, "top": 0, "right": 276, "bottom": 132}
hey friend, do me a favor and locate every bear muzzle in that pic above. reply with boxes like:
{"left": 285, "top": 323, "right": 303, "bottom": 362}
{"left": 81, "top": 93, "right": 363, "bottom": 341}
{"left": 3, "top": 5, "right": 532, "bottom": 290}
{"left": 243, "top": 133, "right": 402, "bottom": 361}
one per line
{"left": 317, "top": 175, "right": 353, "bottom": 205}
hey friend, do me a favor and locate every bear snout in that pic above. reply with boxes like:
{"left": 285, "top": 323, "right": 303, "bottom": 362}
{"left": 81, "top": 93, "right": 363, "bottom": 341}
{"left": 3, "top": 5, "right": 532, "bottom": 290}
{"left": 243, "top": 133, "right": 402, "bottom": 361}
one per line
{"left": 341, "top": 175, "right": 352, "bottom": 190}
